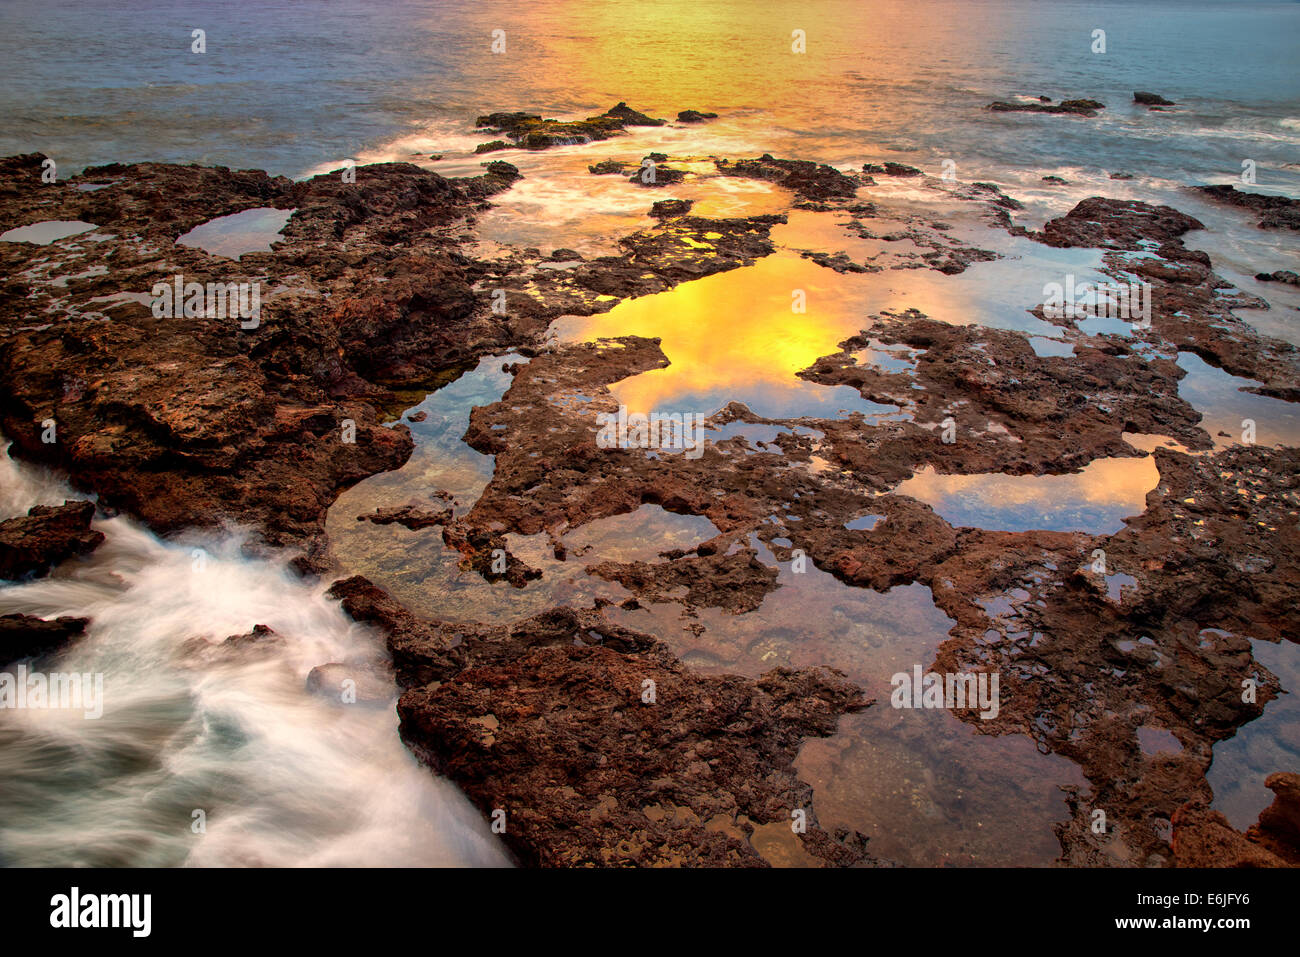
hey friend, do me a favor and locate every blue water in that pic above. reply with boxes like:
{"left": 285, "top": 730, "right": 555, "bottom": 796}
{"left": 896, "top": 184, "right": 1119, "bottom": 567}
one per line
{"left": 1, "top": 0, "right": 1296, "bottom": 194}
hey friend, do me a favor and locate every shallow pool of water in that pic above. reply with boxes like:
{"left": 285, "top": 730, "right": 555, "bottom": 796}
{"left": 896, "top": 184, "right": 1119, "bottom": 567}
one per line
{"left": 0, "top": 220, "right": 97, "bottom": 244}
{"left": 892, "top": 456, "right": 1159, "bottom": 534}
{"left": 176, "top": 207, "right": 294, "bottom": 259}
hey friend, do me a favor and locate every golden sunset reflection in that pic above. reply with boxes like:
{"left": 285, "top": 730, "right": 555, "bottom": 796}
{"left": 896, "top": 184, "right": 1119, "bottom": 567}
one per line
{"left": 556, "top": 253, "right": 870, "bottom": 416}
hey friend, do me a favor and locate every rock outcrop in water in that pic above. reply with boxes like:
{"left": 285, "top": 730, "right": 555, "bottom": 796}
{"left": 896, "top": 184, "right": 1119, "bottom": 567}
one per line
{"left": 861, "top": 162, "right": 923, "bottom": 177}
{"left": 474, "top": 102, "right": 666, "bottom": 152}
{"left": 0, "top": 613, "right": 89, "bottom": 663}
{"left": 987, "top": 98, "right": 1106, "bottom": 116}
{"left": 0, "top": 153, "right": 525, "bottom": 570}
{"left": 1016, "top": 197, "right": 1300, "bottom": 398}
{"left": 1191, "top": 185, "right": 1300, "bottom": 231}
{"left": 0, "top": 500, "right": 103, "bottom": 579}
{"left": 715, "top": 154, "right": 862, "bottom": 201}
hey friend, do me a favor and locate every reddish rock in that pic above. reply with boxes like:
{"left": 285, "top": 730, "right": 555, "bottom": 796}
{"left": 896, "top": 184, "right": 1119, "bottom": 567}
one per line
{"left": 0, "top": 500, "right": 104, "bottom": 579}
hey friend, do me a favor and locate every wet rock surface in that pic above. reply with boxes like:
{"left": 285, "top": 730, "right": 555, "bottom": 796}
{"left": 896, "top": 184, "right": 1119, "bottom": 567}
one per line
{"left": 0, "top": 613, "right": 90, "bottom": 663}
{"left": 0, "top": 139, "right": 787, "bottom": 572}
{"left": 1014, "top": 197, "right": 1300, "bottom": 398}
{"left": 1134, "top": 92, "right": 1176, "bottom": 107}
{"left": 0, "top": 500, "right": 104, "bottom": 579}
{"left": 1191, "top": 185, "right": 1300, "bottom": 231}
{"left": 0, "top": 153, "right": 523, "bottom": 570}
{"left": 987, "top": 98, "right": 1106, "bottom": 116}
{"left": 1173, "top": 773, "right": 1300, "bottom": 866}
{"left": 2, "top": 117, "right": 1298, "bottom": 868}
{"left": 474, "top": 102, "right": 666, "bottom": 152}
{"left": 329, "top": 575, "right": 874, "bottom": 867}
{"left": 420, "top": 192, "right": 1298, "bottom": 865}
{"left": 715, "top": 154, "right": 862, "bottom": 201}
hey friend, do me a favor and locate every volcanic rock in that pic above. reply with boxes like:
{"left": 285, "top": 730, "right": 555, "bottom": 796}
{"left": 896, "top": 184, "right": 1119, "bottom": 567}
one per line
{"left": 0, "top": 501, "right": 104, "bottom": 579}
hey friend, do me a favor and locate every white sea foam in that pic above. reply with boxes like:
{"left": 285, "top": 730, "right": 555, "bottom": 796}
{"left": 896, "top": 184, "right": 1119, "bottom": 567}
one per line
{"left": 0, "top": 445, "right": 509, "bottom": 867}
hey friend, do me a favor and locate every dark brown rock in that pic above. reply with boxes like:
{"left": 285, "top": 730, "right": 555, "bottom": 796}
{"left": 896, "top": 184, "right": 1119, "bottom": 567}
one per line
{"left": 649, "top": 198, "right": 694, "bottom": 219}
{"left": 0, "top": 613, "right": 89, "bottom": 663}
{"left": 0, "top": 501, "right": 104, "bottom": 579}
{"left": 715, "top": 154, "right": 861, "bottom": 201}
{"left": 1192, "top": 185, "right": 1300, "bottom": 231}
{"left": 358, "top": 504, "right": 453, "bottom": 530}
{"left": 987, "top": 98, "right": 1105, "bottom": 116}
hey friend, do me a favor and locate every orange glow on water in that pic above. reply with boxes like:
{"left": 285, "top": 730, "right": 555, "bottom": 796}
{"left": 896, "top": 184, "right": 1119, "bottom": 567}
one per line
{"left": 559, "top": 253, "right": 867, "bottom": 415}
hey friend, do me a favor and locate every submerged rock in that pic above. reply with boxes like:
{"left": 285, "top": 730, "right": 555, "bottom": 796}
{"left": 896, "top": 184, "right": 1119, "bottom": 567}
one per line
{"left": 306, "top": 660, "right": 394, "bottom": 705}
{"left": 358, "top": 504, "right": 453, "bottom": 530}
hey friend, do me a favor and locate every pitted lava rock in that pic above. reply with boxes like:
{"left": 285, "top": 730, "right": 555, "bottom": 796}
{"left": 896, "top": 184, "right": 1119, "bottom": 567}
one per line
{"left": 0, "top": 153, "right": 524, "bottom": 570}
{"left": 3, "top": 128, "right": 1297, "bottom": 870}
{"left": 1016, "top": 198, "right": 1300, "bottom": 397}
{"left": 1172, "top": 773, "right": 1300, "bottom": 866}
{"left": 439, "top": 197, "right": 1300, "bottom": 866}
{"left": 0, "top": 131, "right": 777, "bottom": 572}
{"left": 1021, "top": 197, "right": 1204, "bottom": 249}
{"left": 328, "top": 575, "right": 874, "bottom": 867}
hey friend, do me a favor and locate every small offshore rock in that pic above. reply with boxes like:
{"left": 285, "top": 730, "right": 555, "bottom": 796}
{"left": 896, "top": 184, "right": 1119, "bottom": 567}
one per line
{"left": 0, "top": 613, "right": 90, "bottom": 664}
{"left": 0, "top": 501, "right": 104, "bottom": 580}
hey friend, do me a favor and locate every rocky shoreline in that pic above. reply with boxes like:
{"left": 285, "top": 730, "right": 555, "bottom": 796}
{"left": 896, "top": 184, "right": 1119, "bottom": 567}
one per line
{"left": 1, "top": 106, "right": 1298, "bottom": 867}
